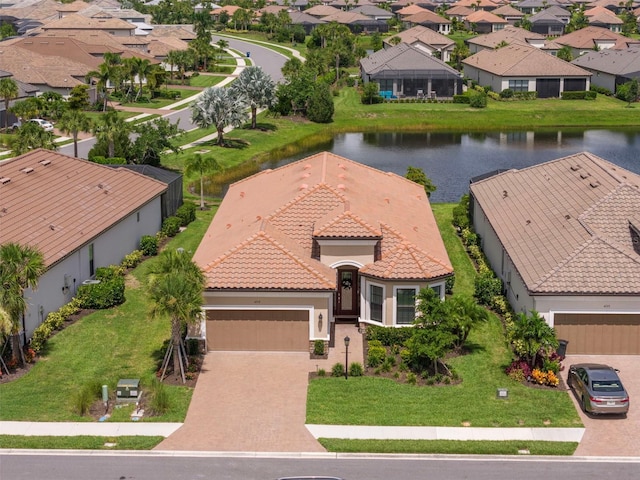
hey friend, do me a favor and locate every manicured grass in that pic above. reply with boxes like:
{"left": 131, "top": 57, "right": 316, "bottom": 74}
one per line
{"left": 0, "top": 208, "right": 216, "bottom": 423}
{"left": 319, "top": 439, "right": 578, "bottom": 456}
{"left": 216, "top": 31, "right": 303, "bottom": 59}
{"left": 189, "top": 74, "right": 227, "bottom": 88}
{"left": 431, "top": 203, "right": 475, "bottom": 297}
{"left": 118, "top": 89, "right": 200, "bottom": 109}
{"left": 0, "top": 435, "right": 164, "bottom": 450}
{"left": 306, "top": 204, "right": 581, "bottom": 429}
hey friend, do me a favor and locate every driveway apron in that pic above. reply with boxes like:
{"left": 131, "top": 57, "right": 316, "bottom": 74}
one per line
{"left": 561, "top": 355, "right": 640, "bottom": 457}
{"left": 155, "top": 352, "right": 326, "bottom": 452}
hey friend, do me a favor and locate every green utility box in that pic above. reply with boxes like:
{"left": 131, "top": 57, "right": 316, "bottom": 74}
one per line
{"left": 116, "top": 379, "right": 140, "bottom": 402}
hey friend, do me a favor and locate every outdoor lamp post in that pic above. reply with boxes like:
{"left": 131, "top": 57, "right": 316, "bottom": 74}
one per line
{"left": 344, "top": 336, "right": 350, "bottom": 380}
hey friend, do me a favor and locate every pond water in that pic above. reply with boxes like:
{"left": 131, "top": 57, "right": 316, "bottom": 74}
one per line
{"left": 259, "top": 129, "right": 640, "bottom": 203}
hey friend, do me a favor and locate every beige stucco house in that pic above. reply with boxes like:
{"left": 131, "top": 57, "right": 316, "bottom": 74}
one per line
{"left": 192, "top": 152, "right": 453, "bottom": 352}
{"left": 470, "top": 152, "right": 640, "bottom": 355}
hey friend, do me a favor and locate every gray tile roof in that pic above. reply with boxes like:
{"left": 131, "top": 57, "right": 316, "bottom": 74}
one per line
{"left": 572, "top": 48, "right": 640, "bottom": 76}
{"left": 361, "top": 42, "right": 462, "bottom": 78}
{"left": 470, "top": 152, "right": 640, "bottom": 295}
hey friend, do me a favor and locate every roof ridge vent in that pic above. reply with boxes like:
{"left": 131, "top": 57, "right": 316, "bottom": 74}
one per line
{"left": 40, "top": 159, "right": 51, "bottom": 166}
{"left": 589, "top": 181, "right": 601, "bottom": 188}
{"left": 570, "top": 164, "right": 581, "bottom": 171}
{"left": 0, "top": 177, "right": 11, "bottom": 185}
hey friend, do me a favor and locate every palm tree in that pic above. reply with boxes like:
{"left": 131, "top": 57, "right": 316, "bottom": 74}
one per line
{"left": 0, "top": 242, "right": 46, "bottom": 367}
{"left": 447, "top": 294, "right": 489, "bottom": 349}
{"left": 132, "top": 57, "right": 152, "bottom": 100}
{"left": 0, "top": 304, "right": 12, "bottom": 374}
{"left": 85, "top": 63, "right": 114, "bottom": 111}
{"left": 184, "top": 153, "right": 222, "bottom": 209}
{"left": 147, "top": 250, "right": 205, "bottom": 383}
{"left": 0, "top": 77, "right": 19, "bottom": 131}
{"left": 229, "top": 66, "right": 276, "bottom": 129}
{"left": 165, "top": 50, "right": 180, "bottom": 81}
{"left": 190, "top": 87, "right": 248, "bottom": 146}
{"left": 512, "top": 310, "right": 559, "bottom": 368}
{"left": 11, "top": 122, "right": 57, "bottom": 155}
{"left": 92, "top": 110, "right": 130, "bottom": 158}
{"left": 57, "top": 109, "right": 93, "bottom": 158}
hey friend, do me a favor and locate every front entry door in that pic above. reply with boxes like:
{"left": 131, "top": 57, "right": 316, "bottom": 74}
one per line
{"left": 336, "top": 268, "right": 359, "bottom": 316}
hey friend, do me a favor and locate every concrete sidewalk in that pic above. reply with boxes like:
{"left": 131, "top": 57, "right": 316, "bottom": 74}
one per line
{"left": 0, "top": 421, "right": 584, "bottom": 443}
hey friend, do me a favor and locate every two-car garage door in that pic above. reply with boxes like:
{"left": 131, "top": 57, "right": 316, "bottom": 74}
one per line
{"left": 554, "top": 313, "right": 640, "bottom": 355}
{"left": 206, "top": 309, "right": 309, "bottom": 352}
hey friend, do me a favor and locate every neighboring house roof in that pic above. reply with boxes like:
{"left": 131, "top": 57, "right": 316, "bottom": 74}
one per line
{"left": 467, "top": 25, "right": 546, "bottom": 49}
{"left": 492, "top": 4, "right": 525, "bottom": 17}
{"left": 56, "top": 0, "right": 89, "bottom": 14}
{"left": 351, "top": 5, "right": 393, "bottom": 17}
{"left": 396, "top": 5, "right": 429, "bottom": 16}
{"left": 108, "top": 164, "right": 182, "bottom": 185}
{"left": 585, "top": 6, "right": 624, "bottom": 25}
{"left": 289, "top": 10, "right": 326, "bottom": 25}
{"left": 445, "top": 5, "right": 475, "bottom": 17}
{"left": 147, "top": 36, "right": 190, "bottom": 57}
{"left": 0, "top": 149, "right": 167, "bottom": 268}
{"left": 361, "top": 42, "right": 462, "bottom": 78}
{"left": 465, "top": 10, "right": 510, "bottom": 25}
{"left": 452, "top": 0, "right": 501, "bottom": 8}
{"left": 7, "top": 37, "right": 113, "bottom": 69}
{"left": 0, "top": 0, "right": 60, "bottom": 22}
{"left": 404, "top": 9, "right": 452, "bottom": 26}
{"left": 40, "top": 12, "right": 136, "bottom": 32}
{"left": 470, "top": 152, "right": 640, "bottom": 295}
{"left": 193, "top": 152, "right": 452, "bottom": 290}
{"left": 320, "top": 11, "right": 372, "bottom": 23}
{"left": 148, "top": 25, "right": 196, "bottom": 42}
{"left": 529, "top": 7, "right": 570, "bottom": 24}
{"left": 555, "top": 26, "right": 632, "bottom": 49}
{"left": 517, "top": 0, "right": 571, "bottom": 8}
{"left": 304, "top": 5, "right": 341, "bottom": 16}
{"left": 0, "top": 44, "right": 89, "bottom": 88}
{"left": 32, "top": 29, "right": 151, "bottom": 49}
{"left": 572, "top": 47, "right": 640, "bottom": 77}
{"left": 462, "top": 42, "right": 592, "bottom": 77}
{"left": 384, "top": 25, "right": 455, "bottom": 49}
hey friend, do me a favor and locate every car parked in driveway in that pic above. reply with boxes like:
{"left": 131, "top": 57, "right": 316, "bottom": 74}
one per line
{"left": 12, "top": 118, "right": 54, "bottom": 132}
{"left": 568, "top": 364, "right": 630, "bottom": 415}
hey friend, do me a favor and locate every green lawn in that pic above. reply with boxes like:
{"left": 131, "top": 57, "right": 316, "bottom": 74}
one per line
{"left": 118, "top": 89, "right": 200, "bottom": 109}
{"left": 189, "top": 74, "right": 227, "bottom": 88}
{"left": 0, "top": 435, "right": 163, "bottom": 450}
{"left": 306, "top": 204, "right": 581, "bottom": 429}
{"left": 0, "top": 208, "right": 215, "bottom": 423}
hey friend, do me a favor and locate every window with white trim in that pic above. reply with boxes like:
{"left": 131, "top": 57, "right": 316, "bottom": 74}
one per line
{"left": 396, "top": 287, "right": 417, "bottom": 325}
{"left": 370, "top": 284, "right": 383, "bottom": 322}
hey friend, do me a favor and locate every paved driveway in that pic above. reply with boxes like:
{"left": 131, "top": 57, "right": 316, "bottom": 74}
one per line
{"left": 560, "top": 355, "right": 640, "bottom": 457}
{"left": 155, "top": 352, "right": 326, "bottom": 452}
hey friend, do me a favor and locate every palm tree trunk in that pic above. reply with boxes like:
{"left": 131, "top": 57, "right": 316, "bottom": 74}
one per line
{"left": 251, "top": 107, "right": 257, "bottom": 129}
{"left": 217, "top": 127, "right": 225, "bottom": 146}
{"left": 199, "top": 175, "right": 205, "bottom": 209}
{"left": 73, "top": 132, "right": 79, "bottom": 158}
{"left": 171, "top": 317, "right": 182, "bottom": 379}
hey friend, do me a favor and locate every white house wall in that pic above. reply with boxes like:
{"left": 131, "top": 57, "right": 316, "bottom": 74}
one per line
{"left": 536, "top": 295, "right": 640, "bottom": 326}
{"left": 21, "top": 198, "right": 162, "bottom": 340}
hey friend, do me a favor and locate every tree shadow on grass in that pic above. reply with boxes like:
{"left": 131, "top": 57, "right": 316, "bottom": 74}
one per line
{"left": 240, "top": 122, "right": 277, "bottom": 132}
{"left": 461, "top": 340, "right": 486, "bottom": 356}
{"left": 195, "top": 138, "right": 250, "bottom": 149}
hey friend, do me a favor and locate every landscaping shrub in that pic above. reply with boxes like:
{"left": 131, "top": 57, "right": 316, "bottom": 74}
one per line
{"left": 453, "top": 94, "right": 470, "bottom": 104}
{"left": 331, "top": 362, "right": 345, "bottom": 377}
{"left": 513, "top": 91, "right": 537, "bottom": 100}
{"left": 313, "top": 339, "right": 325, "bottom": 356}
{"left": 307, "top": 83, "right": 334, "bottom": 123}
{"left": 76, "top": 276, "right": 125, "bottom": 309}
{"left": 349, "top": 362, "right": 364, "bottom": 377}
{"left": 499, "top": 88, "right": 514, "bottom": 99}
{"left": 461, "top": 228, "right": 479, "bottom": 247}
{"left": 561, "top": 91, "right": 596, "bottom": 100}
{"left": 72, "top": 382, "right": 100, "bottom": 416}
{"left": 161, "top": 216, "right": 181, "bottom": 237}
{"left": 367, "top": 340, "right": 387, "bottom": 367}
{"left": 139, "top": 235, "right": 158, "bottom": 256}
{"left": 452, "top": 194, "right": 470, "bottom": 230}
{"left": 361, "top": 82, "right": 383, "bottom": 105}
{"left": 156, "top": 89, "right": 181, "bottom": 100}
{"left": 590, "top": 85, "right": 612, "bottom": 96}
{"left": 474, "top": 271, "right": 503, "bottom": 306}
{"left": 90, "top": 156, "right": 127, "bottom": 165}
{"left": 175, "top": 202, "right": 197, "bottom": 226}
{"left": 469, "top": 92, "right": 488, "bottom": 108}
{"left": 505, "top": 360, "right": 532, "bottom": 382}
{"left": 317, "top": 368, "right": 326, "bottom": 377}
{"left": 406, "top": 372, "right": 417, "bottom": 385}
{"left": 121, "top": 250, "right": 144, "bottom": 269}
{"left": 96, "top": 265, "right": 124, "bottom": 281}
{"left": 365, "top": 325, "right": 413, "bottom": 346}
{"left": 30, "top": 322, "right": 52, "bottom": 353}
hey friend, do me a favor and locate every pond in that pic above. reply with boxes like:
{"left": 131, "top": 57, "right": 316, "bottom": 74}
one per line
{"left": 258, "top": 129, "right": 640, "bottom": 203}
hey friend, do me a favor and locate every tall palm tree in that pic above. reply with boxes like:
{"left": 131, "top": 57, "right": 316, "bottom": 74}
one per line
{"left": 92, "top": 110, "right": 129, "bottom": 158}
{"left": 11, "top": 122, "right": 57, "bottom": 155}
{"left": 85, "top": 63, "right": 114, "bottom": 111}
{"left": 0, "top": 77, "right": 19, "bottom": 130}
{"left": 229, "top": 66, "right": 276, "bottom": 129}
{"left": 147, "top": 250, "right": 205, "bottom": 383}
{"left": 190, "top": 87, "right": 248, "bottom": 146}
{"left": 165, "top": 50, "right": 180, "bottom": 81}
{"left": 184, "top": 153, "right": 222, "bottom": 209}
{"left": 57, "top": 109, "right": 93, "bottom": 158}
{"left": 132, "top": 57, "right": 152, "bottom": 100}
{"left": 0, "top": 242, "right": 46, "bottom": 366}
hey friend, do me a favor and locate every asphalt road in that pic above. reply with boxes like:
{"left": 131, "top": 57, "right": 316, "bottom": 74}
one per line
{"left": 58, "top": 36, "right": 287, "bottom": 159}
{"left": 1, "top": 453, "right": 639, "bottom": 480}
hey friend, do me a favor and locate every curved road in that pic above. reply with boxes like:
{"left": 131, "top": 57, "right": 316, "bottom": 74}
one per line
{"left": 59, "top": 36, "right": 288, "bottom": 159}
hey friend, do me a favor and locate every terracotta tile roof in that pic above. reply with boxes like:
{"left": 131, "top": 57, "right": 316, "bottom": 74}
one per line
{"left": 468, "top": 25, "right": 546, "bottom": 48}
{"left": 462, "top": 42, "right": 591, "bottom": 76}
{"left": 492, "top": 4, "right": 525, "bottom": 17}
{"left": 465, "top": 10, "right": 509, "bottom": 24}
{"left": 452, "top": 0, "right": 501, "bottom": 8}
{"left": 147, "top": 25, "right": 196, "bottom": 41}
{"left": 585, "top": 7, "right": 624, "bottom": 25}
{"left": 445, "top": 5, "right": 475, "bottom": 16}
{"left": 321, "top": 11, "right": 372, "bottom": 23}
{"left": 404, "top": 10, "right": 452, "bottom": 25}
{"left": 470, "top": 152, "right": 640, "bottom": 295}
{"left": 193, "top": 152, "right": 452, "bottom": 290}
{"left": 0, "top": 149, "right": 167, "bottom": 268}
{"left": 0, "top": 0, "right": 61, "bottom": 22}
{"left": 305, "top": 5, "right": 342, "bottom": 16}
{"left": 555, "top": 26, "right": 631, "bottom": 49}
{"left": 384, "top": 25, "right": 454, "bottom": 48}
{"left": 360, "top": 242, "right": 452, "bottom": 280}
{"left": 397, "top": 5, "right": 430, "bottom": 16}
{"left": 41, "top": 13, "right": 136, "bottom": 31}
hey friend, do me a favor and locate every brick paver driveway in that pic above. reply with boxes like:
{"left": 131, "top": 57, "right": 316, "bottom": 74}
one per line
{"left": 561, "top": 355, "right": 640, "bottom": 457}
{"left": 155, "top": 352, "right": 326, "bottom": 452}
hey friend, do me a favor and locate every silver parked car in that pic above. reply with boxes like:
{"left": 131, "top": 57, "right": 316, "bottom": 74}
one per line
{"left": 568, "top": 364, "right": 629, "bottom": 415}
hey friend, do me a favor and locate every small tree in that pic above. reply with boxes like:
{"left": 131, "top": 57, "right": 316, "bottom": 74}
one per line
{"left": 405, "top": 166, "right": 437, "bottom": 198}
{"left": 228, "top": 66, "right": 276, "bottom": 129}
{"left": 361, "top": 82, "right": 383, "bottom": 105}
{"left": 556, "top": 46, "right": 573, "bottom": 62}
{"left": 0, "top": 77, "right": 19, "bottom": 131}
{"left": 183, "top": 153, "right": 222, "bottom": 209}
{"left": 57, "top": 109, "right": 92, "bottom": 158}
{"left": 190, "top": 87, "right": 248, "bottom": 146}
{"left": 307, "top": 83, "right": 334, "bottom": 123}
{"left": 510, "top": 310, "right": 559, "bottom": 369}
{"left": 10, "top": 122, "right": 57, "bottom": 155}
{"left": 616, "top": 78, "right": 639, "bottom": 107}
